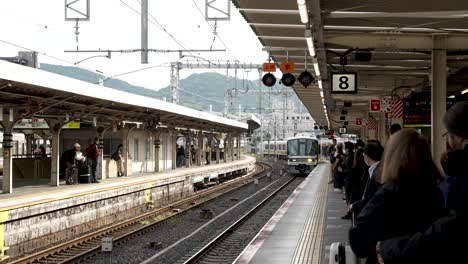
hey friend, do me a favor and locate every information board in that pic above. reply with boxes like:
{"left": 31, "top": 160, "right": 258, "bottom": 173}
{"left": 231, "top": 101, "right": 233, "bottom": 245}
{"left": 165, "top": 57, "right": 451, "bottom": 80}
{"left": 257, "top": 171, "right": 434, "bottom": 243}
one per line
{"left": 403, "top": 98, "right": 455, "bottom": 128}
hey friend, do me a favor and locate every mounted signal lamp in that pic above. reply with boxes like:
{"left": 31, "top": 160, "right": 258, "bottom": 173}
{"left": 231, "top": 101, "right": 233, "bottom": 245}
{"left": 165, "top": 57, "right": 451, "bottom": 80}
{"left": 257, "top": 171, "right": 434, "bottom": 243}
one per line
{"left": 262, "top": 73, "right": 276, "bottom": 87}
{"left": 344, "top": 101, "right": 352, "bottom": 107}
{"left": 340, "top": 116, "right": 346, "bottom": 120}
{"left": 344, "top": 121, "right": 349, "bottom": 126}
{"left": 298, "top": 70, "right": 314, "bottom": 87}
{"left": 341, "top": 109, "right": 348, "bottom": 115}
{"left": 281, "top": 72, "right": 296, "bottom": 86}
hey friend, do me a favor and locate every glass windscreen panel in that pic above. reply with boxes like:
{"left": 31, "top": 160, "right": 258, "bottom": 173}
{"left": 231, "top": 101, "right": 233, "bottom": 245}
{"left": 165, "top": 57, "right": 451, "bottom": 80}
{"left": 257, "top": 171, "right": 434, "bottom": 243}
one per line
{"left": 288, "top": 139, "right": 319, "bottom": 156}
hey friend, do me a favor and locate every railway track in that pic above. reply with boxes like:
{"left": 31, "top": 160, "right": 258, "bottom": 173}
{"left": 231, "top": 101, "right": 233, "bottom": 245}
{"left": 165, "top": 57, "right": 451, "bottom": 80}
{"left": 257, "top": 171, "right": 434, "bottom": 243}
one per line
{"left": 6, "top": 162, "right": 272, "bottom": 264}
{"left": 180, "top": 176, "right": 298, "bottom": 264}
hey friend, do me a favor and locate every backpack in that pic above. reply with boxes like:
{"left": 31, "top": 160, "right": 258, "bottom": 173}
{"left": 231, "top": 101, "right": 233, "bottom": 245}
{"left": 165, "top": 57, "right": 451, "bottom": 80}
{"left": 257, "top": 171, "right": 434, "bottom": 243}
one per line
{"left": 111, "top": 151, "right": 120, "bottom": 161}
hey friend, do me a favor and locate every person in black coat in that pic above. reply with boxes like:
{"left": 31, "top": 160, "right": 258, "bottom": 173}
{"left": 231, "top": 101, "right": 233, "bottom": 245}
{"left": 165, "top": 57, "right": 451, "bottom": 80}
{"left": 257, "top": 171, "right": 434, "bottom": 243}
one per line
{"left": 342, "top": 142, "right": 355, "bottom": 203}
{"left": 348, "top": 140, "right": 384, "bottom": 217}
{"left": 349, "top": 129, "right": 445, "bottom": 264}
{"left": 376, "top": 101, "right": 468, "bottom": 264}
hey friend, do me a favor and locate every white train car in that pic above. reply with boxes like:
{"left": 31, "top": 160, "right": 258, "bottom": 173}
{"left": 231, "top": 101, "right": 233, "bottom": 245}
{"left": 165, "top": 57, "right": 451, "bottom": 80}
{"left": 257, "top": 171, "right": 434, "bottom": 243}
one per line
{"left": 287, "top": 133, "right": 320, "bottom": 175}
{"left": 262, "top": 140, "right": 287, "bottom": 160}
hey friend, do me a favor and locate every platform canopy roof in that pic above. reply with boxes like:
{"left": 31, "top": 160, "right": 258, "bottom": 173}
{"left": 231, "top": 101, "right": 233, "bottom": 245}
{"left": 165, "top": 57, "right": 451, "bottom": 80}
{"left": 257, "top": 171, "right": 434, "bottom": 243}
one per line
{"left": 0, "top": 60, "right": 248, "bottom": 133}
{"left": 233, "top": 0, "right": 468, "bottom": 135}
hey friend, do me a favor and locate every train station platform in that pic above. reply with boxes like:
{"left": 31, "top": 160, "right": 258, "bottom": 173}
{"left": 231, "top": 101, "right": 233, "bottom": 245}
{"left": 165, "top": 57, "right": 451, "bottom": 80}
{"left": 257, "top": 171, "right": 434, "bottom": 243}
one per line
{"left": 0, "top": 155, "right": 255, "bottom": 259}
{"left": 235, "top": 162, "right": 350, "bottom": 264}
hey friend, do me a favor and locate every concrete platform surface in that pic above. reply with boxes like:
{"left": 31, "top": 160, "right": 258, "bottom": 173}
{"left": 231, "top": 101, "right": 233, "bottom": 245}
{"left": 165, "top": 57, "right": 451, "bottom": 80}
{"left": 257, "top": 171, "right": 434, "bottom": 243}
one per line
{"left": 0, "top": 155, "right": 255, "bottom": 211}
{"left": 235, "top": 162, "right": 330, "bottom": 264}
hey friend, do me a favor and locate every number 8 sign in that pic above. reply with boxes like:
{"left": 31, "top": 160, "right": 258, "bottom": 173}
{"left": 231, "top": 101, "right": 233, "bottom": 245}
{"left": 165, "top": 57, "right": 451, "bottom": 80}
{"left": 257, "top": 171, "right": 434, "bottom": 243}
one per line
{"left": 331, "top": 72, "right": 358, "bottom": 94}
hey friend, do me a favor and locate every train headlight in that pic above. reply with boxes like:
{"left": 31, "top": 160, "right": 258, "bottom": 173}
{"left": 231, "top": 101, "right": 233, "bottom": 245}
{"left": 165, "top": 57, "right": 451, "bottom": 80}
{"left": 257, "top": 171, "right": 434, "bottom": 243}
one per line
{"left": 307, "top": 158, "right": 313, "bottom": 162}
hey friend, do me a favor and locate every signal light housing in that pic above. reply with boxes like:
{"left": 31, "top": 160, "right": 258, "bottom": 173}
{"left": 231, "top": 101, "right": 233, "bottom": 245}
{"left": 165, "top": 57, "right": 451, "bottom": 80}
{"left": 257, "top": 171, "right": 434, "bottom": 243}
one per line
{"left": 298, "top": 70, "right": 314, "bottom": 87}
{"left": 281, "top": 73, "right": 296, "bottom": 86}
{"left": 262, "top": 73, "right": 276, "bottom": 87}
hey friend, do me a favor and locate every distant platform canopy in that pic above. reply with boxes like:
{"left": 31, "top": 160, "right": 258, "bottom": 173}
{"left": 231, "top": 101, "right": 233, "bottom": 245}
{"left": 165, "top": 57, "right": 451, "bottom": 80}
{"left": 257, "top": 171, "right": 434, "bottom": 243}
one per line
{"left": 239, "top": 114, "right": 261, "bottom": 135}
{"left": 0, "top": 61, "right": 248, "bottom": 133}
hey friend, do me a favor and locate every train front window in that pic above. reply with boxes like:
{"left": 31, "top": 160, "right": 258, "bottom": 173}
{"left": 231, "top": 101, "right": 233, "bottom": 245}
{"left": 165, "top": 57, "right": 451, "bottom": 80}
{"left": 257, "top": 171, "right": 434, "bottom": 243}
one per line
{"left": 288, "top": 139, "right": 319, "bottom": 156}
{"left": 287, "top": 140, "right": 299, "bottom": 156}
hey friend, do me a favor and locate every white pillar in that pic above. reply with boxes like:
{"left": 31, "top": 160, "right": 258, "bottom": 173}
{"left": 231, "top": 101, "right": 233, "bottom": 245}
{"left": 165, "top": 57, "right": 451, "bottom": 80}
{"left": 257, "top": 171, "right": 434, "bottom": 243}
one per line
{"left": 96, "top": 128, "right": 104, "bottom": 180}
{"left": 230, "top": 135, "right": 235, "bottom": 162}
{"left": 208, "top": 134, "right": 212, "bottom": 165}
{"left": 197, "top": 132, "right": 203, "bottom": 166}
{"left": 223, "top": 135, "right": 228, "bottom": 163}
{"left": 185, "top": 133, "right": 191, "bottom": 168}
{"left": 172, "top": 131, "right": 177, "bottom": 170}
{"left": 215, "top": 137, "right": 220, "bottom": 164}
{"left": 153, "top": 131, "right": 161, "bottom": 172}
{"left": 237, "top": 135, "right": 241, "bottom": 160}
{"left": 431, "top": 34, "right": 447, "bottom": 164}
{"left": 50, "top": 130, "right": 60, "bottom": 187}
{"left": 2, "top": 123, "right": 13, "bottom": 193}
{"left": 379, "top": 112, "right": 386, "bottom": 144}
{"left": 121, "top": 127, "right": 132, "bottom": 176}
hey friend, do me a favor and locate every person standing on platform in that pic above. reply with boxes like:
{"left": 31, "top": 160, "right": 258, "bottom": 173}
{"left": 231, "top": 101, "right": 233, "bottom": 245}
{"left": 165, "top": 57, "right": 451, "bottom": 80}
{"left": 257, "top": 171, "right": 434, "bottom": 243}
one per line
{"left": 349, "top": 129, "right": 445, "bottom": 264}
{"left": 205, "top": 143, "right": 211, "bottom": 165}
{"left": 191, "top": 145, "right": 196, "bottom": 164}
{"left": 348, "top": 140, "right": 384, "bottom": 216}
{"left": 112, "top": 144, "right": 124, "bottom": 177}
{"left": 376, "top": 101, "right": 468, "bottom": 264}
{"left": 328, "top": 139, "right": 337, "bottom": 184}
{"left": 85, "top": 137, "right": 100, "bottom": 183}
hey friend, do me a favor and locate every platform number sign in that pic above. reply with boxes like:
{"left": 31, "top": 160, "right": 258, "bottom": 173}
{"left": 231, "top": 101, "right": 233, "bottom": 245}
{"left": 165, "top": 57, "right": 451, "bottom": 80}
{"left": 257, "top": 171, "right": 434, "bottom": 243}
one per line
{"left": 331, "top": 72, "right": 357, "bottom": 94}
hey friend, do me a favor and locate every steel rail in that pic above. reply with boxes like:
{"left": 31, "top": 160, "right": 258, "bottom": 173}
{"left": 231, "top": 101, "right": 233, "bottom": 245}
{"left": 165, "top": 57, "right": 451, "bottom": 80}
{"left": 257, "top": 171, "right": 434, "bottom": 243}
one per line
{"left": 7, "top": 162, "right": 272, "bottom": 264}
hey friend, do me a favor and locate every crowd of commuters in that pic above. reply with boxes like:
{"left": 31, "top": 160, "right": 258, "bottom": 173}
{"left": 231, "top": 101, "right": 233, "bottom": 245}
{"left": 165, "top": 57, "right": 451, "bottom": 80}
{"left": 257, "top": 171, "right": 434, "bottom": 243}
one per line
{"left": 327, "top": 101, "right": 467, "bottom": 263}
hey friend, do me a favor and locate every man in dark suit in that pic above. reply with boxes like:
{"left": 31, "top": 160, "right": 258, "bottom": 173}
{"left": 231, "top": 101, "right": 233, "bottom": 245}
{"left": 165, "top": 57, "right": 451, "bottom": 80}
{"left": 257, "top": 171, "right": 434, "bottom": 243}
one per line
{"left": 343, "top": 140, "right": 384, "bottom": 219}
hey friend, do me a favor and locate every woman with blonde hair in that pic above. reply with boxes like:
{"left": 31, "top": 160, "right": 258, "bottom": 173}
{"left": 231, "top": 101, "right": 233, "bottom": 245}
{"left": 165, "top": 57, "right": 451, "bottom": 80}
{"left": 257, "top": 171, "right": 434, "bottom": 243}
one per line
{"left": 349, "top": 129, "right": 444, "bottom": 264}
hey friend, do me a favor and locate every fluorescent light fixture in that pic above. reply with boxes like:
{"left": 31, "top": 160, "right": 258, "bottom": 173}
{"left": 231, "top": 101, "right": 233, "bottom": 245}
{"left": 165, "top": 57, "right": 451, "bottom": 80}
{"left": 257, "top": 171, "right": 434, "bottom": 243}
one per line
{"left": 305, "top": 29, "right": 315, "bottom": 57}
{"left": 318, "top": 80, "right": 323, "bottom": 90}
{"left": 297, "top": 0, "right": 309, "bottom": 23}
{"left": 462, "top": 88, "right": 468, "bottom": 94}
{"left": 313, "top": 62, "right": 320, "bottom": 76}
{"left": 320, "top": 91, "right": 324, "bottom": 97}
{"left": 448, "top": 95, "right": 455, "bottom": 98}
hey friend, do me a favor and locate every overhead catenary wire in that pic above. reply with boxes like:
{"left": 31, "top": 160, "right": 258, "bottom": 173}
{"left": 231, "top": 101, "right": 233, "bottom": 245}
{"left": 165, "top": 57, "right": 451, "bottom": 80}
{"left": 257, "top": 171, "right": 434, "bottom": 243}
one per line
{"left": 0, "top": 39, "right": 103, "bottom": 74}
{"left": 191, "top": 0, "right": 239, "bottom": 61}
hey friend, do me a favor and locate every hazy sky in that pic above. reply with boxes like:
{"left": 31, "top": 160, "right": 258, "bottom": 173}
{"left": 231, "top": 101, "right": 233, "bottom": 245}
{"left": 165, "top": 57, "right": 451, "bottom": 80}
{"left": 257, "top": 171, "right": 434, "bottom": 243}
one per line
{"left": 0, "top": 0, "right": 270, "bottom": 90}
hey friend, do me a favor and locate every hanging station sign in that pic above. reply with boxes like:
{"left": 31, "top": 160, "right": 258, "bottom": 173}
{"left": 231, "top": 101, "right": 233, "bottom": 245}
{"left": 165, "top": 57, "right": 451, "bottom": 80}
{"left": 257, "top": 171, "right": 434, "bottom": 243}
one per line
{"left": 331, "top": 72, "right": 357, "bottom": 94}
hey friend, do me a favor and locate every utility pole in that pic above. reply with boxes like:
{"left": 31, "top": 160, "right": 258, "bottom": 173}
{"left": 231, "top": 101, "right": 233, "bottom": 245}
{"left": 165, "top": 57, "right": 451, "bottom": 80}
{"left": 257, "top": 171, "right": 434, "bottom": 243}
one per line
{"left": 258, "top": 68, "right": 263, "bottom": 155}
{"left": 282, "top": 92, "right": 287, "bottom": 139}
{"left": 274, "top": 115, "right": 277, "bottom": 161}
{"left": 170, "top": 62, "right": 180, "bottom": 104}
{"left": 224, "top": 68, "right": 229, "bottom": 117}
{"left": 141, "top": 0, "right": 148, "bottom": 63}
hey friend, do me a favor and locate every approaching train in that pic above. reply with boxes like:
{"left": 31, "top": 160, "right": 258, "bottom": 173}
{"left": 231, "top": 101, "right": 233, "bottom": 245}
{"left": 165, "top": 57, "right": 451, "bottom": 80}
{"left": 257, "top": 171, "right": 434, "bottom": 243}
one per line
{"left": 286, "top": 133, "right": 320, "bottom": 175}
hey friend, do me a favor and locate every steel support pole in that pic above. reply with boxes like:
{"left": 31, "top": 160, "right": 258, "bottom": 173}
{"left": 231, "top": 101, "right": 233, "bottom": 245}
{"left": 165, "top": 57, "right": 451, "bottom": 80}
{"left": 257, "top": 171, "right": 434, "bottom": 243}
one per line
{"left": 2, "top": 123, "right": 13, "bottom": 193}
{"left": 431, "top": 34, "right": 447, "bottom": 164}
{"left": 141, "top": 0, "right": 148, "bottom": 64}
